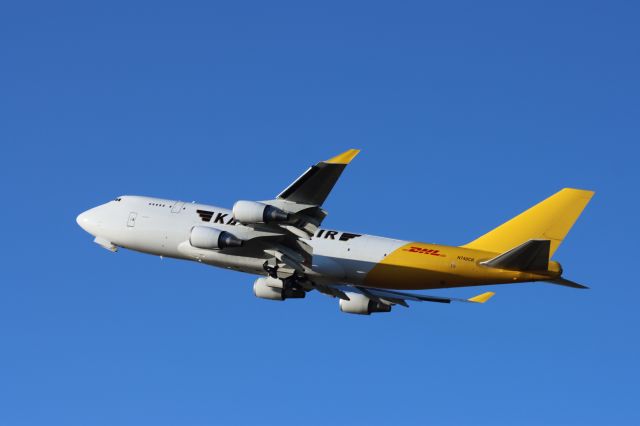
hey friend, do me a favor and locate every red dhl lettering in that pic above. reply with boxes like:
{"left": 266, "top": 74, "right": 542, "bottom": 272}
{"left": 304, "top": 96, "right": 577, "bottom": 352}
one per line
{"left": 402, "top": 246, "right": 446, "bottom": 257}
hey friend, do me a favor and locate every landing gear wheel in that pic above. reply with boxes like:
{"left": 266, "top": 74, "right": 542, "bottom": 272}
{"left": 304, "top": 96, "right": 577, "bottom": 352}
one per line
{"left": 262, "top": 260, "right": 279, "bottom": 278}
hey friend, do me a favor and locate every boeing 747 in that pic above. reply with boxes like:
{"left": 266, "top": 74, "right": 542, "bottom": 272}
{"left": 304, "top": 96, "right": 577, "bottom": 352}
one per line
{"left": 77, "top": 149, "right": 594, "bottom": 314}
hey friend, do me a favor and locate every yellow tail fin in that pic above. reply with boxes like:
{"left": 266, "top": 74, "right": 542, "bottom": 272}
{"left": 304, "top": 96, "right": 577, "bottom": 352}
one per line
{"left": 463, "top": 188, "right": 594, "bottom": 256}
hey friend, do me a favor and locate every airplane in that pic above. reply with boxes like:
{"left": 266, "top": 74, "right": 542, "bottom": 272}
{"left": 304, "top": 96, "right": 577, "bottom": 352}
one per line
{"left": 76, "top": 149, "right": 594, "bottom": 315}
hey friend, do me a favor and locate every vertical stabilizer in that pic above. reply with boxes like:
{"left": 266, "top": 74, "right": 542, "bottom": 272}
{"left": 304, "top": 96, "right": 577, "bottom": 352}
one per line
{"left": 463, "top": 188, "right": 594, "bottom": 256}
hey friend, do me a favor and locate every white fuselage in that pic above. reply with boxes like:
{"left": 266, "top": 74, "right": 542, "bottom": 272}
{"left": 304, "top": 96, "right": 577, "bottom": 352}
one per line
{"left": 77, "top": 196, "right": 407, "bottom": 286}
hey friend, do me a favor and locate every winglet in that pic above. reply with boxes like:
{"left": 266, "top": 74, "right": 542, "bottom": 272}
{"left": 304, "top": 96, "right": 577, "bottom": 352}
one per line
{"left": 325, "top": 149, "right": 360, "bottom": 165}
{"left": 467, "top": 291, "right": 495, "bottom": 303}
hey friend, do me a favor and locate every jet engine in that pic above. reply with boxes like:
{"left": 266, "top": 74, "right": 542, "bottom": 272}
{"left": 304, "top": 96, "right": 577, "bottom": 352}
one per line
{"left": 232, "top": 201, "right": 289, "bottom": 224}
{"left": 189, "top": 226, "right": 243, "bottom": 250}
{"left": 253, "top": 277, "right": 306, "bottom": 301}
{"left": 339, "top": 293, "right": 392, "bottom": 315}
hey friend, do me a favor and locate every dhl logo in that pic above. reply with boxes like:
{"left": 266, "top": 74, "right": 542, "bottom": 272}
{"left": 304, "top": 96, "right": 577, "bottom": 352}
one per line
{"left": 403, "top": 246, "right": 446, "bottom": 257}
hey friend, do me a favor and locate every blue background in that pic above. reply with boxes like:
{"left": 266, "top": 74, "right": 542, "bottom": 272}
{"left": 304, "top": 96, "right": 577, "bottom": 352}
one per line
{"left": 1, "top": 1, "right": 639, "bottom": 425}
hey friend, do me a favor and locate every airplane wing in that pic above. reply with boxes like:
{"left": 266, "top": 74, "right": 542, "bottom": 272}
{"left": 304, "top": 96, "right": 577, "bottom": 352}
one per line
{"left": 334, "top": 285, "right": 495, "bottom": 307}
{"left": 276, "top": 149, "right": 360, "bottom": 206}
{"left": 230, "top": 149, "right": 360, "bottom": 280}
{"left": 228, "top": 149, "right": 495, "bottom": 310}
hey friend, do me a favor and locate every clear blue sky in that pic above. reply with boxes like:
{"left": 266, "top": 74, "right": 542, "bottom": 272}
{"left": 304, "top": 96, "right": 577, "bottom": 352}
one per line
{"left": 1, "top": 1, "right": 639, "bottom": 425}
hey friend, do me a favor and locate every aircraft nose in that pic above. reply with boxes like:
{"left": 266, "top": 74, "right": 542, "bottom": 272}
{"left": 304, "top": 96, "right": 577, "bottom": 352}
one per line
{"left": 76, "top": 208, "right": 99, "bottom": 235}
{"left": 76, "top": 210, "right": 90, "bottom": 231}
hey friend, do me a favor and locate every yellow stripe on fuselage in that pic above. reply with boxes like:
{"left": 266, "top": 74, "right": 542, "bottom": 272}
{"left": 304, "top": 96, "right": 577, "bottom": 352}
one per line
{"left": 363, "top": 242, "right": 560, "bottom": 290}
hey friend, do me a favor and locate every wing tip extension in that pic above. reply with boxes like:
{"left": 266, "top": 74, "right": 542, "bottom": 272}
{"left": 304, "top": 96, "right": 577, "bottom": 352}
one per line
{"left": 325, "top": 149, "right": 361, "bottom": 165}
{"left": 562, "top": 187, "right": 596, "bottom": 198}
{"left": 467, "top": 291, "right": 495, "bottom": 304}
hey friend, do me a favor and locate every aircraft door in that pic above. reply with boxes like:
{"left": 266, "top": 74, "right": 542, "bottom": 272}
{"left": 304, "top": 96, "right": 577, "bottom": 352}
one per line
{"left": 127, "top": 212, "right": 137, "bottom": 227}
{"left": 171, "top": 201, "right": 185, "bottom": 213}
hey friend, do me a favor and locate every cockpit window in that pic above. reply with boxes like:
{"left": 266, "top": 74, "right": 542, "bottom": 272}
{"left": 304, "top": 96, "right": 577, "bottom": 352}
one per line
{"left": 114, "top": 198, "right": 122, "bottom": 202}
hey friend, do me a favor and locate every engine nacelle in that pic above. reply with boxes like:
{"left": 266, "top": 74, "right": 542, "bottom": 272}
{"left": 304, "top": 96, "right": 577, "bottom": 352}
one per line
{"left": 189, "top": 226, "right": 243, "bottom": 250}
{"left": 339, "top": 293, "right": 392, "bottom": 315}
{"left": 253, "top": 277, "right": 285, "bottom": 300}
{"left": 253, "top": 277, "right": 306, "bottom": 301}
{"left": 232, "top": 201, "right": 289, "bottom": 224}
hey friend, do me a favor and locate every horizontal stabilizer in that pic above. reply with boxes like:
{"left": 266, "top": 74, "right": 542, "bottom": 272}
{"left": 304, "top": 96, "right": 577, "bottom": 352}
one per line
{"left": 481, "top": 239, "right": 550, "bottom": 271}
{"left": 545, "top": 278, "right": 589, "bottom": 289}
